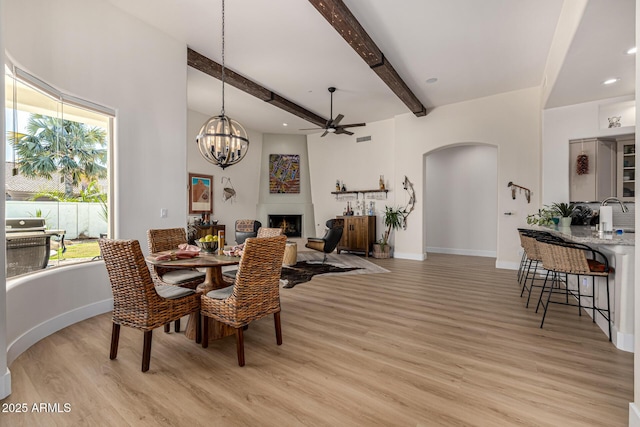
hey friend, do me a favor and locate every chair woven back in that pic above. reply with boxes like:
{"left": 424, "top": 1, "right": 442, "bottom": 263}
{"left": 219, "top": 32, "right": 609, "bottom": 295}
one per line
{"left": 257, "top": 227, "right": 284, "bottom": 238}
{"left": 543, "top": 241, "right": 592, "bottom": 274}
{"left": 99, "top": 239, "right": 199, "bottom": 330}
{"left": 147, "top": 228, "right": 187, "bottom": 253}
{"left": 228, "top": 235, "right": 287, "bottom": 324}
{"left": 520, "top": 235, "right": 542, "bottom": 262}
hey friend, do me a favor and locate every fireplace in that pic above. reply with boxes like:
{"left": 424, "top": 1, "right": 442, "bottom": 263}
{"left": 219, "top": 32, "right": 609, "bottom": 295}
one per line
{"left": 268, "top": 214, "right": 302, "bottom": 238}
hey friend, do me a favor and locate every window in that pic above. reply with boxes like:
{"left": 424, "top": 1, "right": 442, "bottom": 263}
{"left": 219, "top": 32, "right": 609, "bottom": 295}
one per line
{"left": 4, "top": 63, "right": 114, "bottom": 278}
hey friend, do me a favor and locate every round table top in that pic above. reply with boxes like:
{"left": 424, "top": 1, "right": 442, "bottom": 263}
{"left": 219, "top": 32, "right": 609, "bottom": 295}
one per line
{"left": 146, "top": 251, "right": 240, "bottom": 268}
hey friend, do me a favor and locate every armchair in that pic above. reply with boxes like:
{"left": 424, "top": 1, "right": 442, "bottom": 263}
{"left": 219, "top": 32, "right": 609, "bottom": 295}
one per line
{"left": 235, "top": 219, "right": 262, "bottom": 245}
{"left": 305, "top": 219, "right": 344, "bottom": 263}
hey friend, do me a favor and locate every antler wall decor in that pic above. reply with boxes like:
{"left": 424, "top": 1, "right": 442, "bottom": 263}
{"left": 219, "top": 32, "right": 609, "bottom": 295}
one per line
{"left": 401, "top": 175, "right": 416, "bottom": 229}
{"left": 507, "top": 181, "right": 531, "bottom": 203}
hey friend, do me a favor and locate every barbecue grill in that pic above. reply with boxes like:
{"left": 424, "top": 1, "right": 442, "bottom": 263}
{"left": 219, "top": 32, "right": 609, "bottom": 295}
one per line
{"left": 6, "top": 218, "right": 65, "bottom": 277}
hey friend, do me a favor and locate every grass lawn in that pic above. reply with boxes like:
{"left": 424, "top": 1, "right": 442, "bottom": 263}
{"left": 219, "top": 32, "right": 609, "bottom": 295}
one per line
{"left": 50, "top": 240, "right": 100, "bottom": 260}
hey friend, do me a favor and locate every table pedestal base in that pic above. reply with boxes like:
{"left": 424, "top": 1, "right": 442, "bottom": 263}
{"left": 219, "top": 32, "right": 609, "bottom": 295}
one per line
{"left": 185, "top": 315, "right": 235, "bottom": 341}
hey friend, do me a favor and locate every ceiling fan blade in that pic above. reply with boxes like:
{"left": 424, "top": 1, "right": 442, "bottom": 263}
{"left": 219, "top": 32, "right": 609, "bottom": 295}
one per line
{"left": 335, "top": 128, "right": 354, "bottom": 136}
{"left": 339, "top": 123, "right": 366, "bottom": 128}
{"left": 332, "top": 114, "right": 344, "bottom": 126}
{"left": 321, "top": 130, "right": 329, "bottom": 137}
{"left": 299, "top": 127, "right": 324, "bottom": 130}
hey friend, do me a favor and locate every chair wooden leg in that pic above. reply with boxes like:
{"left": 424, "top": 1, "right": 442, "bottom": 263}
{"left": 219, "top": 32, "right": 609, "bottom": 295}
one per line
{"left": 110, "top": 323, "right": 120, "bottom": 360}
{"left": 164, "top": 324, "right": 170, "bottom": 333}
{"left": 174, "top": 318, "right": 181, "bottom": 333}
{"left": 235, "top": 327, "right": 245, "bottom": 367}
{"left": 202, "top": 315, "right": 209, "bottom": 348}
{"left": 274, "top": 312, "right": 282, "bottom": 345}
{"left": 142, "top": 330, "right": 153, "bottom": 372}
{"left": 195, "top": 312, "right": 201, "bottom": 344}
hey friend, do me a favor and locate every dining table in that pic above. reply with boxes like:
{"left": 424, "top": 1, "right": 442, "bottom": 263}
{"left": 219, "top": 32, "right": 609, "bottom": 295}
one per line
{"left": 146, "top": 250, "right": 241, "bottom": 341}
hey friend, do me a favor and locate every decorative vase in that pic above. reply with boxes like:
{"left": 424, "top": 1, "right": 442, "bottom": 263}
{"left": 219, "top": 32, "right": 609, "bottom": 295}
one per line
{"left": 559, "top": 217, "right": 572, "bottom": 227}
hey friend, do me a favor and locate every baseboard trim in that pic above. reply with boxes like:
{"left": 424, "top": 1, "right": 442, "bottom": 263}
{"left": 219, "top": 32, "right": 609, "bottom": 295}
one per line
{"left": 0, "top": 368, "right": 11, "bottom": 400}
{"left": 426, "top": 247, "right": 496, "bottom": 258}
{"left": 7, "top": 298, "right": 113, "bottom": 365}
{"left": 630, "top": 403, "right": 640, "bottom": 427}
{"left": 496, "top": 261, "right": 520, "bottom": 270}
{"left": 393, "top": 252, "right": 427, "bottom": 261}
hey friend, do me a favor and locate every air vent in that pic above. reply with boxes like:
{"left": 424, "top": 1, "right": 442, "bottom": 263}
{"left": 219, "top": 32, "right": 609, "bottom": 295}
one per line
{"left": 356, "top": 136, "right": 372, "bottom": 143}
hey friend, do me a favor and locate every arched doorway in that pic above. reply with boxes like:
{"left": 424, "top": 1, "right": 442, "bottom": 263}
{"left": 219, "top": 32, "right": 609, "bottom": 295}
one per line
{"left": 424, "top": 144, "right": 498, "bottom": 257}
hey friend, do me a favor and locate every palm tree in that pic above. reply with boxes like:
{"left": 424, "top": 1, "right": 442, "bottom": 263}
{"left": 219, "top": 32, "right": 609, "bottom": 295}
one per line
{"left": 9, "top": 114, "right": 107, "bottom": 198}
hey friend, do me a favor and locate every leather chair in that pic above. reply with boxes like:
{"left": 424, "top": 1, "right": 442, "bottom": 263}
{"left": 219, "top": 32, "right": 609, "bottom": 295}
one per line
{"left": 235, "top": 219, "right": 262, "bottom": 245}
{"left": 305, "top": 219, "right": 344, "bottom": 263}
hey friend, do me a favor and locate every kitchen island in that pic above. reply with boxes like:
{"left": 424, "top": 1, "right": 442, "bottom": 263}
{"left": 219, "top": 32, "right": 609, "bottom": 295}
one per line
{"left": 536, "top": 225, "right": 634, "bottom": 352}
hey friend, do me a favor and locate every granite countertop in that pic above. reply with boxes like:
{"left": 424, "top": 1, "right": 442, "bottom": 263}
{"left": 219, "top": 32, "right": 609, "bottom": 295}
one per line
{"left": 540, "top": 225, "right": 635, "bottom": 246}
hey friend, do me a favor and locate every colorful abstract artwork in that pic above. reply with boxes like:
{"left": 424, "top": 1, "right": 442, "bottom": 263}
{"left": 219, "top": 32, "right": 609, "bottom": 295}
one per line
{"left": 269, "top": 154, "right": 300, "bottom": 193}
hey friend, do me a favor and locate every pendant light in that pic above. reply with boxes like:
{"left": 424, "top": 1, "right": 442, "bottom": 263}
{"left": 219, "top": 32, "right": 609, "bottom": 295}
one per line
{"left": 196, "top": 0, "right": 249, "bottom": 169}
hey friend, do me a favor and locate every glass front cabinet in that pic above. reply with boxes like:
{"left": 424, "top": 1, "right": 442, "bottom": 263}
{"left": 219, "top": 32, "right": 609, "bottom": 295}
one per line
{"left": 617, "top": 135, "right": 636, "bottom": 201}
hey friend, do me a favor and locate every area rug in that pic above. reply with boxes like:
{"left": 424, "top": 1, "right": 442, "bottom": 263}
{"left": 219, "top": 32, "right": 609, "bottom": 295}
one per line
{"left": 222, "top": 253, "right": 390, "bottom": 289}
{"left": 280, "top": 252, "right": 390, "bottom": 289}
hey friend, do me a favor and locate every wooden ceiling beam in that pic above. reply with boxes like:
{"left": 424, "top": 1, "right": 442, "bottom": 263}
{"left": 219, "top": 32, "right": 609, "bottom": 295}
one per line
{"left": 187, "top": 48, "right": 327, "bottom": 128}
{"left": 308, "top": 0, "right": 427, "bottom": 117}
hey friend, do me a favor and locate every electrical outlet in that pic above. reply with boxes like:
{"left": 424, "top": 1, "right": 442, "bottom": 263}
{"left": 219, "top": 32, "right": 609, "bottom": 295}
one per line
{"left": 160, "top": 208, "right": 168, "bottom": 218}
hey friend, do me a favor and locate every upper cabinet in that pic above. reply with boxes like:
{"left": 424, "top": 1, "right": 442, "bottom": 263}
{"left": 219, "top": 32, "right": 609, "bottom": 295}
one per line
{"left": 617, "top": 135, "right": 636, "bottom": 201}
{"left": 569, "top": 138, "right": 617, "bottom": 203}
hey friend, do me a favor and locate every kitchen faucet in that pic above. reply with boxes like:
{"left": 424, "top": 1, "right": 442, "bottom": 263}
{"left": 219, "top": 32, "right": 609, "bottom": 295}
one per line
{"left": 601, "top": 197, "right": 629, "bottom": 213}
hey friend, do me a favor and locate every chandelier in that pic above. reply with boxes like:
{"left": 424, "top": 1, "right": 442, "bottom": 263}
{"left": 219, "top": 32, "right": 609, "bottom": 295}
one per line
{"left": 196, "top": 0, "right": 249, "bottom": 169}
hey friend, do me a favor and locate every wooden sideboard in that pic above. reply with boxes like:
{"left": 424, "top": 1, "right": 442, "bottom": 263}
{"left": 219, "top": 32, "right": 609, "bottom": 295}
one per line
{"left": 336, "top": 215, "right": 376, "bottom": 257}
{"left": 194, "top": 224, "right": 226, "bottom": 240}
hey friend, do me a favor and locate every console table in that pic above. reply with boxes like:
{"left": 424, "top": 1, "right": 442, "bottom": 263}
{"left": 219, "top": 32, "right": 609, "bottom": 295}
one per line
{"left": 336, "top": 215, "right": 376, "bottom": 257}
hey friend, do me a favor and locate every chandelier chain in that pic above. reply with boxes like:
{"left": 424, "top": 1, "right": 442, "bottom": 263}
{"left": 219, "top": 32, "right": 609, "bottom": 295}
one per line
{"left": 221, "top": 0, "right": 226, "bottom": 115}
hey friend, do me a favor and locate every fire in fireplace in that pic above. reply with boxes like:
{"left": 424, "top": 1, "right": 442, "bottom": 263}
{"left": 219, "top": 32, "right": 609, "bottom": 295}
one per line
{"left": 268, "top": 214, "right": 302, "bottom": 238}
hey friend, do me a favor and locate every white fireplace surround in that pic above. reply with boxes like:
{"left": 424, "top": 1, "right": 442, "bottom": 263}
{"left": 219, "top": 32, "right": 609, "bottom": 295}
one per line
{"left": 257, "top": 203, "right": 315, "bottom": 239}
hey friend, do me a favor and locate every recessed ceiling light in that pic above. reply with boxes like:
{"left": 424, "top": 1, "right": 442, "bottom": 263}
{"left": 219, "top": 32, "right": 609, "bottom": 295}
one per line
{"left": 603, "top": 78, "right": 619, "bottom": 85}
{"left": 627, "top": 47, "right": 637, "bottom": 55}
{"left": 425, "top": 77, "right": 438, "bottom": 84}
{"left": 282, "top": 123, "right": 288, "bottom": 127}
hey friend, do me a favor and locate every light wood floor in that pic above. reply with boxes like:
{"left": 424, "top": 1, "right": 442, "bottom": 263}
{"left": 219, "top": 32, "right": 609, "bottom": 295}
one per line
{"left": 1, "top": 253, "right": 633, "bottom": 426}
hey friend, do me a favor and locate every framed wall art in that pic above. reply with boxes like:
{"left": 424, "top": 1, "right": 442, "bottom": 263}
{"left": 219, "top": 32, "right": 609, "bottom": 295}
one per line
{"left": 188, "top": 172, "right": 213, "bottom": 214}
{"left": 269, "top": 154, "right": 300, "bottom": 194}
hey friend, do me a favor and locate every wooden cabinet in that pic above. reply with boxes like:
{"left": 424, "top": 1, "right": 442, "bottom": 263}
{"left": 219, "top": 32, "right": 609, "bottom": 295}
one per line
{"left": 194, "top": 224, "right": 226, "bottom": 240}
{"left": 336, "top": 216, "right": 376, "bottom": 257}
{"left": 569, "top": 138, "right": 616, "bottom": 202}
{"left": 617, "top": 135, "right": 635, "bottom": 201}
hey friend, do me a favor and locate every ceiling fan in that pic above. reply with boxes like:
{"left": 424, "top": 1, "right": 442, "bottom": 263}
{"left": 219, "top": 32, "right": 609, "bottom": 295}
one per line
{"left": 301, "top": 87, "right": 366, "bottom": 137}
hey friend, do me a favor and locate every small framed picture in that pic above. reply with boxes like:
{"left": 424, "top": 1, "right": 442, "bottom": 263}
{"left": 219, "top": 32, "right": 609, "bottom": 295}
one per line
{"left": 188, "top": 173, "right": 213, "bottom": 214}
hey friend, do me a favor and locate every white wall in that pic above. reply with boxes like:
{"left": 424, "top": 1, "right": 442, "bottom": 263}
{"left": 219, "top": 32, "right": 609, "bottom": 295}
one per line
{"left": 395, "top": 87, "right": 542, "bottom": 265}
{"left": 425, "top": 145, "right": 498, "bottom": 257}
{"left": 2, "top": 0, "right": 192, "bottom": 387}
{"left": 542, "top": 95, "right": 635, "bottom": 205}
{"left": 187, "top": 109, "right": 263, "bottom": 231}
{"left": 308, "top": 119, "right": 396, "bottom": 239}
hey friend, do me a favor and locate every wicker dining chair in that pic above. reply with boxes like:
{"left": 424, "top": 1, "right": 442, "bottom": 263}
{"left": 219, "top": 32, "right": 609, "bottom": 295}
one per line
{"left": 256, "top": 227, "right": 284, "bottom": 238}
{"left": 201, "top": 235, "right": 287, "bottom": 366}
{"left": 99, "top": 239, "right": 201, "bottom": 372}
{"left": 147, "top": 228, "right": 205, "bottom": 332}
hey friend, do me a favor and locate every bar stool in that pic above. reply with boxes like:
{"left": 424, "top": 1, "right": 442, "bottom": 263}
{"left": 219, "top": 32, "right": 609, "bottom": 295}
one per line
{"left": 518, "top": 230, "right": 564, "bottom": 308}
{"left": 536, "top": 238, "right": 612, "bottom": 341}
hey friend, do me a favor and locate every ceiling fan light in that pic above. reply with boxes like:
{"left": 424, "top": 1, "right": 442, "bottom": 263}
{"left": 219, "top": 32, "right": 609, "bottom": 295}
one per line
{"left": 327, "top": 128, "right": 336, "bottom": 133}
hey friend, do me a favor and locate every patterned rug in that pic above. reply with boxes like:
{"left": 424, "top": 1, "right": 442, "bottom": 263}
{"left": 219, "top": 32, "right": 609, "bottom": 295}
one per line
{"left": 223, "top": 253, "right": 390, "bottom": 289}
{"left": 280, "top": 252, "right": 390, "bottom": 289}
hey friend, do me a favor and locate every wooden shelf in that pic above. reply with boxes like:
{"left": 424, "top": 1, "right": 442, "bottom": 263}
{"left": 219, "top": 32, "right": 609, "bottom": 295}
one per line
{"left": 331, "top": 189, "right": 388, "bottom": 199}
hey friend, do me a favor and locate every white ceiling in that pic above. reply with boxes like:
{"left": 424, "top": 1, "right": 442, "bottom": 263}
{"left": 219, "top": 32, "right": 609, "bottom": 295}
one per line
{"left": 106, "top": 0, "right": 635, "bottom": 135}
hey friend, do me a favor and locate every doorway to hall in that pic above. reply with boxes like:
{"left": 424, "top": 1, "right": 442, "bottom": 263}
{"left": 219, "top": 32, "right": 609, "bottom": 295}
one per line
{"left": 424, "top": 144, "right": 498, "bottom": 257}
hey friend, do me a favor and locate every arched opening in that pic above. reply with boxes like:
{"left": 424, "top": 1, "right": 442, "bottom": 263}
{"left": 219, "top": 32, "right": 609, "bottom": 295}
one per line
{"left": 424, "top": 144, "right": 498, "bottom": 257}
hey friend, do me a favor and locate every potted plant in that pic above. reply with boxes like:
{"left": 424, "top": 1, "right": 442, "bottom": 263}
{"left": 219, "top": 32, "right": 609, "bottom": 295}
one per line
{"left": 373, "top": 205, "right": 405, "bottom": 258}
{"left": 550, "top": 202, "right": 575, "bottom": 227}
{"left": 526, "top": 206, "right": 555, "bottom": 226}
